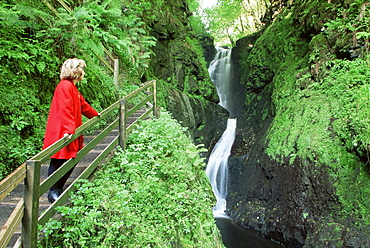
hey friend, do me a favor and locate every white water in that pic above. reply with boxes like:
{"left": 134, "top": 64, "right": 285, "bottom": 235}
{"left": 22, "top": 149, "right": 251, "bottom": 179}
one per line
{"left": 206, "top": 118, "right": 236, "bottom": 217}
{"left": 206, "top": 47, "right": 236, "bottom": 218}
{"left": 208, "top": 47, "right": 232, "bottom": 112}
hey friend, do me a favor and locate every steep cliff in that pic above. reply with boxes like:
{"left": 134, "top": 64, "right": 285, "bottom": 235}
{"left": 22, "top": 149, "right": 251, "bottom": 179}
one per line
{"left": 143, "top": 0, "right": 228, "bottom": 149}
{"left": 227, "top": 1, "right": 370, "bottom": 247}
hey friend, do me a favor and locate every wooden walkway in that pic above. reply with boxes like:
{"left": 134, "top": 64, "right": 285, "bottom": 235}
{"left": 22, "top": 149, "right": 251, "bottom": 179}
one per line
{"left": 0, "top": 109, "right": 147, "bottom": 247}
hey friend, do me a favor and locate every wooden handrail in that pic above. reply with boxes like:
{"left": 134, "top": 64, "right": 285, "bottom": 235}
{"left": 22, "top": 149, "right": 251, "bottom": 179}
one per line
{"left": 0, "top": 80, "right": 157, "bottom": 248}
{"left": 0, "top": 200, "right": 24, "bottom": 248}
{"left": 0, "top": 164, "right": 26, "bottom": 202}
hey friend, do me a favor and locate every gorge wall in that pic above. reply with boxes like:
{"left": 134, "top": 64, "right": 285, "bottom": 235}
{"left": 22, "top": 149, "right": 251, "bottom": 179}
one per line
{"left": 145, "top": 1, "right": 370, "bottom": 246}
{"left": 145, "top": 0, "right": 228, "bottom": 150}
{"left": 226, "top": 1, "right": 370, "bottom": 247}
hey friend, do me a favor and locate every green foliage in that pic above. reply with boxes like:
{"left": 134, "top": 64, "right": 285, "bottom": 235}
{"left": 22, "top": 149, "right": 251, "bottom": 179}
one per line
{"left": 183, "top": 36, "right": 215, "bottom": 98}
{"left": 265, "top": 52, "right": 370, "bottom": 226}
{"left": 239, "top": 2, "right": 370, "bottom": 226}
{"left": 0, "top": 2, "right": 58, "bottom": 176}
{"left": 323, "top": 0, "right": 370, "bottom": 33}
{"left": 309, "top": 59, "right": 370, "bottom": 225}
{"left": 319, "top": 60, "right": 370, "bottom": 151}
{"left": 188, "top": 0, "right": 209, "bottom": 38}
{"left": 240, "top": 12, "right": 309, "bottom": 92}
{"left": 39, "top": 112, "right": 224, "bottom": 247}
{"left": 0, "top": 0, "right": 159, "bottom": 178}
{"left": 199, "top": 0, "right": 268, "bottom": 46}
{"left": 293, "top": 0, "right": 370, "bottom": 53}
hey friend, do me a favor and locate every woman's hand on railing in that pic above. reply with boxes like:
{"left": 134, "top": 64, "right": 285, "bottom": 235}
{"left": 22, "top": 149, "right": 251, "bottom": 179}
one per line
{"left": 63, "top": 133, "right": 72, "bottom": 139}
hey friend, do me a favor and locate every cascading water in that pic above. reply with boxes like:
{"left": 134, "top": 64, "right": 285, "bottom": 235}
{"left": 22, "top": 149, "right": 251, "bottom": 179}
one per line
{"left": 206, "top": 47, "right": 284, "bottom": 248}
{"left": 206, "top": 118, "right": 236, "bottom": 217}
{"left": 208, "top": 47, "right": 232, "bottom": 111}
{"left": 206, "top": 47, "right": 236, "bottom": 218}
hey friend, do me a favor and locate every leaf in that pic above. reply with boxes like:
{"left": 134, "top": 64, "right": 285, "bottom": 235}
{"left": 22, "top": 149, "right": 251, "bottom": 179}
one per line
{"left": 356, "top": 31, "right": 370, "bottom": 40}
{"left": 74, "top": 8, "right": 90, "bottom": 19}
{"left": 36, "top": 62, "right": 46, "bottom": 72}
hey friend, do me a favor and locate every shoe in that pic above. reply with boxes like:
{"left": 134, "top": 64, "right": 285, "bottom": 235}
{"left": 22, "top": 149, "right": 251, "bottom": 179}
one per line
{"left": 47, "top": 189, "right": 62, "bottom": 203}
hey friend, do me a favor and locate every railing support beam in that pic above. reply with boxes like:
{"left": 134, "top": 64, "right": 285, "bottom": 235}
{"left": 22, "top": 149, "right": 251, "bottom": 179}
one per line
{"left": 22, "top": 160, "right": 41, "bottom": 248}
{"left": 153, "top": 80, "right": 158, "bottom": 118}
{"left": 114, "top": 58, "right": 119, "bottom": 91}
{"left": 119, "top": 99, "right": 127, "bottom": 150}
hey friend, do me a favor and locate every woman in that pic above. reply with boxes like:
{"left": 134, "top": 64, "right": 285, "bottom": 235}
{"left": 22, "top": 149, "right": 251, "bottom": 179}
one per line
{"left": 43, "top": 58, "right": 99, "bottom": 203}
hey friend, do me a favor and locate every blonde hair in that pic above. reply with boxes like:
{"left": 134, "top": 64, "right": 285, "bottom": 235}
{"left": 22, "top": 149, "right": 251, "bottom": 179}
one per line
{"left": 60, "top": 58, "right": 86, "bottom": 80}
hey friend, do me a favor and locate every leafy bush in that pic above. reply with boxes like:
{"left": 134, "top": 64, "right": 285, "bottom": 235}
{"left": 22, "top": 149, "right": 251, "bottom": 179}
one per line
{"left": 40, "top": 111, "right": 224, "bottom": 247}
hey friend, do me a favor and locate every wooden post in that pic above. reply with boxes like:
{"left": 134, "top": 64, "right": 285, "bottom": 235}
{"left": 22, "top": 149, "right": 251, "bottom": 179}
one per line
{"left": 22, "top": 160, "right": 41, "bottom": 248}
{"left": 119, "top": 99, "right": 127, "bottom": 150}
{"left": 153, "top": 80, "right": 158, "bottom": 118}
{"left": 114, "top": 59, "right": 119, "bottom": 91}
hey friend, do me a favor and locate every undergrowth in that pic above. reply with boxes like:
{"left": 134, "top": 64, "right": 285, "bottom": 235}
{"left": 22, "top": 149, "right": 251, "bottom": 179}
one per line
{"left": 39, "top": 111, "right": 224, "bottom": 248}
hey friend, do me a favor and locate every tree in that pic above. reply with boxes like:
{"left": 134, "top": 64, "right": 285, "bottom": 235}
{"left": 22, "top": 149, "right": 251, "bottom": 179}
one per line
{"left": 199, "top": 0, "right": 270, "bottom": 46}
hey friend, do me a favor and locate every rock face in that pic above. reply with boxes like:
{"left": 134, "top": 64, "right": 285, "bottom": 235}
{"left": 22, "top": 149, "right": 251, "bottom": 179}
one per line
{"left": 225, "top": 2, "right": 370, "bottom": 247}
{"left": 165, "top": 89, "right": 229, "bottom": 150}
{"left": 227, "top": 145, "right": 339, "bottom": 247}
{"left": 142, "top": 0, "right": 370, "bottom": 247}
{"left": 146, "top": 0, "right": 227, "bottom": 149}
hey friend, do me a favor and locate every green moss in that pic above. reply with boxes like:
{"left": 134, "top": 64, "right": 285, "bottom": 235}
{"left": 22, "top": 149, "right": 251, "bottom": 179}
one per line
{"left": 240, "top": 5, "right": 370, "bottom": 226}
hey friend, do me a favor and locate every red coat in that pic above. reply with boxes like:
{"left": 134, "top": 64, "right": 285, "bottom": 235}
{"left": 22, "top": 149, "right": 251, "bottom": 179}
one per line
{"left": 43, "top": 79, "right": 98, "bottom": 159}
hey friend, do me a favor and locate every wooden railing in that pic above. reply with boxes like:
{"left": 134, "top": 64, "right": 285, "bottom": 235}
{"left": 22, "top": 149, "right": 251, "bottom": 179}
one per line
{"left": 0, "top": 80, "right": 157, "bottom": 248}
{"left": 0, "top": 165, "right": 26, "bottom": 248}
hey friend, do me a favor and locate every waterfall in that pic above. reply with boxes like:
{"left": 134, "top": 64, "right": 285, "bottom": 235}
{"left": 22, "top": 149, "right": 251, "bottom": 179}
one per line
{"left": 208, "top": 47, "right": 232, "bottom": 112}
{"left": 206, "top": 119, "right": 236, "bottom": 217}
{"left": 206, "top": 47, "right": 236, "bottom": 218}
